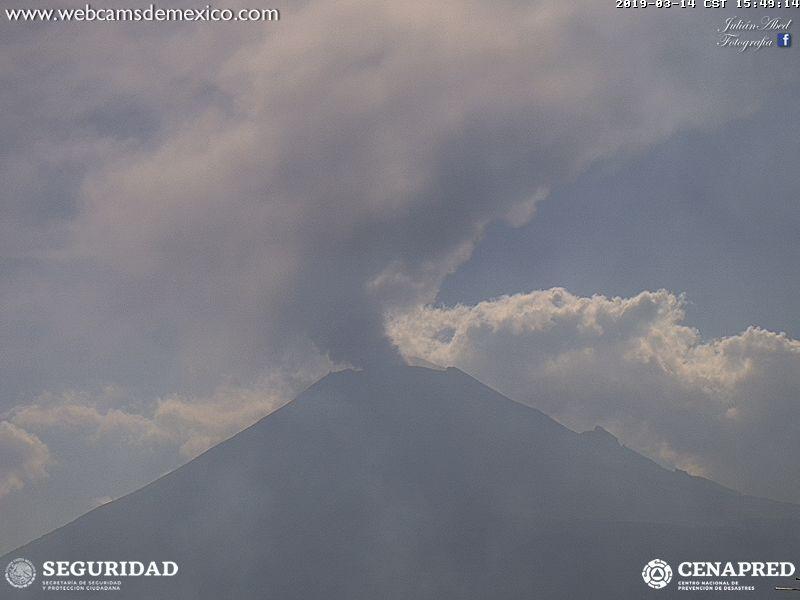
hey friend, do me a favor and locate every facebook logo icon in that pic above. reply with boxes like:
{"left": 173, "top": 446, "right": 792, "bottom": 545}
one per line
{"left": 777, "top": 33, "right": 792, "bottom": 47}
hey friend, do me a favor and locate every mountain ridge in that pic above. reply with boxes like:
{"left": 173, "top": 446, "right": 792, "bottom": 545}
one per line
{"left": 3, "top": 365, "right": 799, "bottom": 598}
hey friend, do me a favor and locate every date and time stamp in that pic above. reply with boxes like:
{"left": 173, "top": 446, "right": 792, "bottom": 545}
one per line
{"left": 617, "top": 0, "right": 795, "bottom": 51}
{"left": 617, "top": 0, "right": 798, "bottom": 8}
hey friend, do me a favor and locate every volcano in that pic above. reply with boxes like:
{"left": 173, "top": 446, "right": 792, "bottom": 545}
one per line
{"left": 4, "top": 366, "right": 800, "bottom": 598}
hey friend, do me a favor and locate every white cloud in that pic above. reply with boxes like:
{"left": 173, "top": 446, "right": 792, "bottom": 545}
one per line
{"left": 6, "top": 364, "right": 325, "bottom": 464}
{"left": 10, "top": 396, "right": 170, "bottom": 448}
{"left": 0, "top": 421, "right": 51, "bottom": 499}
{"left": 154, "top": 386, "right": 290, "bottom": 458}
{"left": 8, "top": 386, "right": 283, "bottom": 462}
{"left": 389, "top": 289, "right": 800, "bottom": 502}
{"left": 90, "top": 496, "right": 114, "bottom": 509}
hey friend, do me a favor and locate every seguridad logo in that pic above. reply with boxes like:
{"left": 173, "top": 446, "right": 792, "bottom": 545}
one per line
{"left": 41, "top": 560, "right": 179, "bottom": 577}
{"left": 5, "top": 558, "right": 36, "bottom": 589}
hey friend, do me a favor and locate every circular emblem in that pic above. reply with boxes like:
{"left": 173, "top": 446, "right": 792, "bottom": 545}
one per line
{"left": 642, "top": 558, "right": 672, "bottom": 589}
{"left": 5, "top": 558, "right": 36, "bottom": 589}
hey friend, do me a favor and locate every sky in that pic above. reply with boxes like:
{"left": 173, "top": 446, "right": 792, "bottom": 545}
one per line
{"left": 439, "top": 106, "right": 800, "bottom": 341}
{"left": 1, "top": 0, "right": 799, "bottom": 554}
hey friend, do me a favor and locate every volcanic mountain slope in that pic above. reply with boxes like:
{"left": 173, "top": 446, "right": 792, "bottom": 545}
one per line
{"left": 4, "top": 366, "right": 800, "bottom": 598}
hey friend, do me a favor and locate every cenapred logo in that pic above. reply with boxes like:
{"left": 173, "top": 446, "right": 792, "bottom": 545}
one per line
{"left": 642, "top": 558, "right": 673, "bottom": 589}
{"left": 5, "top": 558, "right": 36, "bottom": 589}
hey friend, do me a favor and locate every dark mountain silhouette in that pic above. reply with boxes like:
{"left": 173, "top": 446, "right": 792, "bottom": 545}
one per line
{"left": 4, "top": 366, "right": 800, "bottom": 598}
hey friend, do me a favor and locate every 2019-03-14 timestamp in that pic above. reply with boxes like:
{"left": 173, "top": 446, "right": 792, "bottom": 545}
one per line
{"left": 617, "top": 0, "right": 800, "bottom": 8}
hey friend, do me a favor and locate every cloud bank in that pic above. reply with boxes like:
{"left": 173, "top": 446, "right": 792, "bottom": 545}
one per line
{"left": 7, "top": 373, "right": 304, "bottom": 463}
{"left": 389, "top": 289, "right": 800, "bottom": 503}
{"left": 0, "top": 422, "right": 51, "bottom": 500}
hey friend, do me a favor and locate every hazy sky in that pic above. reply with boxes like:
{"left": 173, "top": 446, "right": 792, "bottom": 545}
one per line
{"left": 1, "top": 0, "right": 799, "bottom": 554}
{"left": 439, "top": 105, "right": 800, "bottom": 340}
